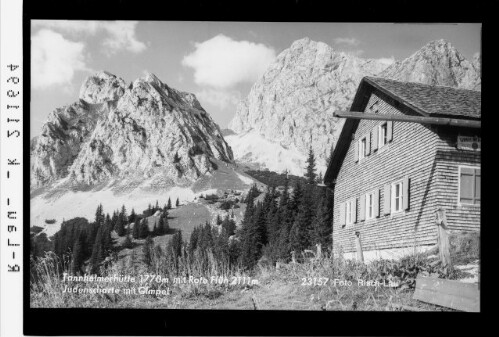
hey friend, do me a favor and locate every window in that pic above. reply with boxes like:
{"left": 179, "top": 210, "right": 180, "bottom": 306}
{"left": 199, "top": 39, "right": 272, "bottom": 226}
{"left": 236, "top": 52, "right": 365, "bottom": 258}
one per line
{"left": 365, "top": 192, "right": 374, "bottom": 220}
{"left": 459, "top": 166, "right": 480, "bottom": 205}
{"left": 358, "top": 137, "right": 367, "bottom": 160}
{"left": 379, "top": 122, "right": 388, "bottom": 148}
{"left": 345, "top": 198, "right": 356, "bottom": 225}
{"left": 391, "top": 180, "right": 404, "bottom": 213}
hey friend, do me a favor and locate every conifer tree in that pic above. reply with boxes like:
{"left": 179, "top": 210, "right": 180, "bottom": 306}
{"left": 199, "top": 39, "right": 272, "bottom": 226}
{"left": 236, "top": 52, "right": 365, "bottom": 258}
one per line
{"left": 311, "top": 188, "right": 333, "bottom": 250}
{"left": 132, "top": 218, "right": 140, "bottom": 239}
{"left": 90, "top": 226, "right": 104, "bottom": 274}
{"left": 170, "top": 231, "right": 183, "bottom": 259}
{"left": 167, "top": 197, "right": 172, "bottom": 209}
{"left": 240, "top": 203, "right": 267, "bottom": 269}
{"left": 71, "top": 232, "right": 85, "bottom": 274}
{"left": 176, "top": 197, "right": 180, "bottom": 207}
{"left": 95, "top": 203, "right": 105, "bottom": 226}
{"left": 221, "top": 215, "right": 236, "bottom": 236}
{"left": 139, "top": 218, "right": 150, "bottom": 239}
{"left": 305, "top": 146, "right": 317, "bottom": 185}
{"left": 143, "top": 236, "right": 154, "bottom": 267}
{"left": 115, "top": 215, "right": 125, "bottom": 237}
{"left": 158, "top": 216, "right": 169, "bottom": 235}
{"left": 102, "top": 215, "right": 113, "bottom": 253}
{"left": 129, "top": 208, "right": 136, "bottom": 223}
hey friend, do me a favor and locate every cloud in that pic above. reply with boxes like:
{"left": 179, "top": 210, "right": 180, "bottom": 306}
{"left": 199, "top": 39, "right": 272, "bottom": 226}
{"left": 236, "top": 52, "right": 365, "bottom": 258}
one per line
{"left": 31, "top": 29, "right": 90, "bottom": 89}
{"left": 377, "top": 56, "right": 396, "bottom": 66}
{"left": 182, "top": 34, "right": 276, "bottom": 88}
{"left": 32, "top": 20, "right": 146, "bottom": 55}
{"left": 196, "top": 89, "right": 241, "bottom": 110}
{"left": 333, "top": 37, "right": 360, "bottom": 46}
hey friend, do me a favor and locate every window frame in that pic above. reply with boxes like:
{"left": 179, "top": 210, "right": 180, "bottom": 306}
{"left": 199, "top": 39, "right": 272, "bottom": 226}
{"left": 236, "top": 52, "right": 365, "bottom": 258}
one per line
{"left": 378, "top": 122, "right": 388, "bottom": 149}
{"left": 458, "top": 165, "right": 481, "bottom": 206}
{"left": 365, "top": 191, "right": 375, "bottom": 220}
{"left": 358, "top": 136, "right": 367, "bottom": 160}
{"left": 391, "top": 180, "right": 404, "bottom": 214}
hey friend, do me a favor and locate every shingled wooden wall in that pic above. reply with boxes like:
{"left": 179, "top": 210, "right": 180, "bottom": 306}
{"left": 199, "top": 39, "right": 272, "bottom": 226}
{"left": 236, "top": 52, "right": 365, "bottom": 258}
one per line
{"left": 332, "top": 90, "right": 480, "bottom": 256}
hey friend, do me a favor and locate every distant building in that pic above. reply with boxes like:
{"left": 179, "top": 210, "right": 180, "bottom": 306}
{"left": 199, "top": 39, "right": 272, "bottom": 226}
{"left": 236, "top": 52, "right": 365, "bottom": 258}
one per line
{"left": 324, "top": 77, "right": 481, "bottom": 261}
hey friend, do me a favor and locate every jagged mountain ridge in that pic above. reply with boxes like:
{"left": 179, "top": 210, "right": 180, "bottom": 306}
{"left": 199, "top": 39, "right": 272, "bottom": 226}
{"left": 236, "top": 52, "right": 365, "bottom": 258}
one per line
{"left": 227, "top": 38, "right": 481, "bottom": 175}
{"left": 31, "top": 71, "right": 233, "bottom": 190}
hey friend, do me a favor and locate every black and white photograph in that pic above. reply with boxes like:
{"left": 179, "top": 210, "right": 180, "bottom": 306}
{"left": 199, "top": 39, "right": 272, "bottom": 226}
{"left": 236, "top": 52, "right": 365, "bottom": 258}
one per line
{"left": 28, "top": 19, "right": 481, "bottom": 314}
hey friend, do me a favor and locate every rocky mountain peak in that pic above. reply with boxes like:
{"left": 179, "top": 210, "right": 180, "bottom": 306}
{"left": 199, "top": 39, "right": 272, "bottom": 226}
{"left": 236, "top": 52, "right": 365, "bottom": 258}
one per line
{"left": 227, "top": 37, "right": 481, "bottom": 176}
{"left": 380, "top": 39, "right": 480, "bottom": 90}
{"left": 31, "top": 72, "right": 233, "bottom": 190}
{"left": 79, "top": 71, "right": 126, "bottom": 104}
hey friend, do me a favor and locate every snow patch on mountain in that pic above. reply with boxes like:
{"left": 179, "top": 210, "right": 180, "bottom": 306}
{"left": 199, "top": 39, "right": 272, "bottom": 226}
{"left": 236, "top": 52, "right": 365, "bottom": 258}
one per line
{"left": 225, "top": 130, "right": 326, "bottom": 176}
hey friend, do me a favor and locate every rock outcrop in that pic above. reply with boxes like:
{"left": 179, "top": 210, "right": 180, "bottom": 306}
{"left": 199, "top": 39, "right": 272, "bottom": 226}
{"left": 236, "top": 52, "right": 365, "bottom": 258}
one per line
{"left": 228, "top": 38, "right": 481, "bottom": 173}
{"left": 31, "top": 71, "right": 233, "bottom": 189}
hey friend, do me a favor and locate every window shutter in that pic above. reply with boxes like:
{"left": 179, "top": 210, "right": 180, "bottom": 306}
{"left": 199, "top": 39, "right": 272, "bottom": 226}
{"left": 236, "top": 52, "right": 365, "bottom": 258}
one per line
{"left": 387, "top": 121, "right": 393, "bottom": 142}
{"left": 460, "top": 168, "right": 474, "bottom": 204}
{"left": 383, "top": 184, "right": 391, "bottom": 215}
{"left": 353, "top": 198, "right": 358, "bottom": 223}
{"left": 354, "top": 140, "right": 359, "bottom": 162}
{"left": 372, "top": 126, "right": 379, "bottom": 151}
{"left": 339, "top": 202, "right": 346, "bottom": 226}
{"left": 403, "top": 176, "right": 410, "bottom": 210}
{"left": 359, "top": 194, "right": 366, "bottom": 221}
{"left": 475, "top": 169, "right": 481, "bottom": 204}
{"left": 374, "top": 189, "right": 380, "bottom": 217}
{"left": 366, "top": 133, "right": 371, "bottom": 156}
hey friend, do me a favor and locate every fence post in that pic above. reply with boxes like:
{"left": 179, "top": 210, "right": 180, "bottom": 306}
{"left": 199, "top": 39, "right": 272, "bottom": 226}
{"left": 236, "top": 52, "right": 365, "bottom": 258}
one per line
{"left": 436, "top": 208, "right": 452, "bottom": 267}
{"left": 316, "top": 243, "right": 322, "bottom": 260}
{"left": 291, "top": 251, "right": 296, "bottom": 264}
{"left": 354, "top": 231, "right": 364, "bottom": 263}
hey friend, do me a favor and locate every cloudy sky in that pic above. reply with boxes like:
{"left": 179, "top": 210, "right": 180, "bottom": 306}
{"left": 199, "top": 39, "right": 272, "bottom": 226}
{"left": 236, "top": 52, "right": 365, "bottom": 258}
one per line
{"left": 30, "top": 21, "right": 481, "bottom": 137}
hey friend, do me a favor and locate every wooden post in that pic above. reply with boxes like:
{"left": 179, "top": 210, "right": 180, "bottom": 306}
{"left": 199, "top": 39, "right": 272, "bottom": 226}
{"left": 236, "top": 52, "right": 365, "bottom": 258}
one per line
{"left": 291, "top": 251, "right": 296, "bottom": 264}
{"left": 436, "top": 208, "right": 452, "bottom": 267}
{"left": 316, "top": 243, "right": 322, "bottom": 260}
{"left": 354, "top": 231, "right": 364, "bottom": 263}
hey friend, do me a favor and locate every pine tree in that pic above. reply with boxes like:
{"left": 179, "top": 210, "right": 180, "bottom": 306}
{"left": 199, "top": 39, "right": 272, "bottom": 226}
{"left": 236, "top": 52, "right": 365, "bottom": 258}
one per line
{"left": 132, "top": 218, "right": 140, "bottom": 239}
{"left": 90, "top": 226, "right": 104, "bottom": 274}
{"left": 115, "top": 216, "right": 125, "bottom": 237}
{"left": 95, "top": 204, "right": 105, "bottom": 226}
{"left": 143, "top": 236, "right": 154, "bottom": 267}
{"left": 221, "top": 215, "right": 236, "bottom": 236}
{"left": 102, "top": 215, "right": 113, "bottom": 253}
{"left": 155, "top": 200, "right": 159, "bottom": 211}
{"left": 240, "top": 203, "right": 267, "bottom": 270}
{"left": 158, "top": 216, "right": 169, "bottom": 235}
{"left": 311, "top": 188, "right": 333, "bottom": 251}
{"left": 167, "top": 197, "right": 172, "bottom": 210}
{"left": 139, "top": 218, "right": 150, "bottom": 239}
{"left": 170, "top": 231, "right": 183, "bottom": 259}
{"left": 175, "top": 197, "right": 180, "bottom": 207}
{"left": 153, "top": 221, "right": 159, "bottom": 236}
{"left": 129, "top": 208, "right": 136, "bottom": 223}
{"left": 71, "top": 232, "right": 85, "bottom": 274}
{"left": 305, "top": 146, "right": 317, "bottom": 185}
{"left": 189, "top": 227, "right": 199, "bottom": 253}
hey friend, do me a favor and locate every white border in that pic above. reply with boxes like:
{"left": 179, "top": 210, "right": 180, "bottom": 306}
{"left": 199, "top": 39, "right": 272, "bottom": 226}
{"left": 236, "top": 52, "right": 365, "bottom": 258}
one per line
{"left": 0, "top": 0, "right": 23, "bottom": 336}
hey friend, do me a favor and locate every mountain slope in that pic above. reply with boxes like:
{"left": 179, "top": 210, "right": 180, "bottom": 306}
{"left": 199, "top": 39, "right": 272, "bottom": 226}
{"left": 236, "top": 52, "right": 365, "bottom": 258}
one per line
{"left": 31, "top": 71, "right": 234, "bottom": 191}
{"left": 227, "top": 38, "right": 481, "bottom": 174}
